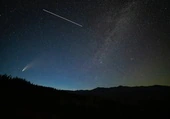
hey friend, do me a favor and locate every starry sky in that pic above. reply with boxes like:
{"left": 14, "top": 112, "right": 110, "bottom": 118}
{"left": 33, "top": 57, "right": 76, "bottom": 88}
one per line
{"left": 0, "top": 0, "right": 170, "bottom": 90}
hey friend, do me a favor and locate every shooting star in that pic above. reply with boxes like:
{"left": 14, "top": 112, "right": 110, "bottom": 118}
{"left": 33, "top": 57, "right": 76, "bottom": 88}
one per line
{"left": 43, "top": 9, "right": 83, "bottom": 27}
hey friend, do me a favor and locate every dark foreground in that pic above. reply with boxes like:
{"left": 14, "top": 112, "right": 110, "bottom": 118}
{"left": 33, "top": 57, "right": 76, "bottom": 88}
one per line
{"left": 0, "top": 74, "right": 170, "bottom": 119}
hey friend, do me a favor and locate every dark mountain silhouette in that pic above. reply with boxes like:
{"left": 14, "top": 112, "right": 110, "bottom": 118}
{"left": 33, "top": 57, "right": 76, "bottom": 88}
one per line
{"left": 0, "top": 74, "right": 170, "bottom": 119}
{"left": 74, "top": 85, "right": 170, "bottom": 104}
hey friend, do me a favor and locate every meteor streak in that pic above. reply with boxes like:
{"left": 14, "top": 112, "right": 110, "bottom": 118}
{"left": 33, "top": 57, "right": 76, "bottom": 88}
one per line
{"left": 43, "top": 9, "right": 83, "bottom": 27}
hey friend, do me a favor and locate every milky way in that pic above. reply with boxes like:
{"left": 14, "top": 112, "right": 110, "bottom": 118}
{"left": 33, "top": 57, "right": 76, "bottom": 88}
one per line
{"left": 85, "top": 0, "right": 141, "bottom": 81}
{"left": 91, "top": 1, "right": 139, "bottom": 66}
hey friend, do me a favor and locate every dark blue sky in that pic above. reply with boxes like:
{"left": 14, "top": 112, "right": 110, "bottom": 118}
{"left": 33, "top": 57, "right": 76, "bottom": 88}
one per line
{"left": 0, "top": 0, "right": 170, "bottom": 90}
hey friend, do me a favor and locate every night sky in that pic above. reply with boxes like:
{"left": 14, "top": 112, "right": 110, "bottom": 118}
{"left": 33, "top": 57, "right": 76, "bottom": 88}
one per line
{"left": 0, "top": 0, "right": 170, "bottom": 90}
